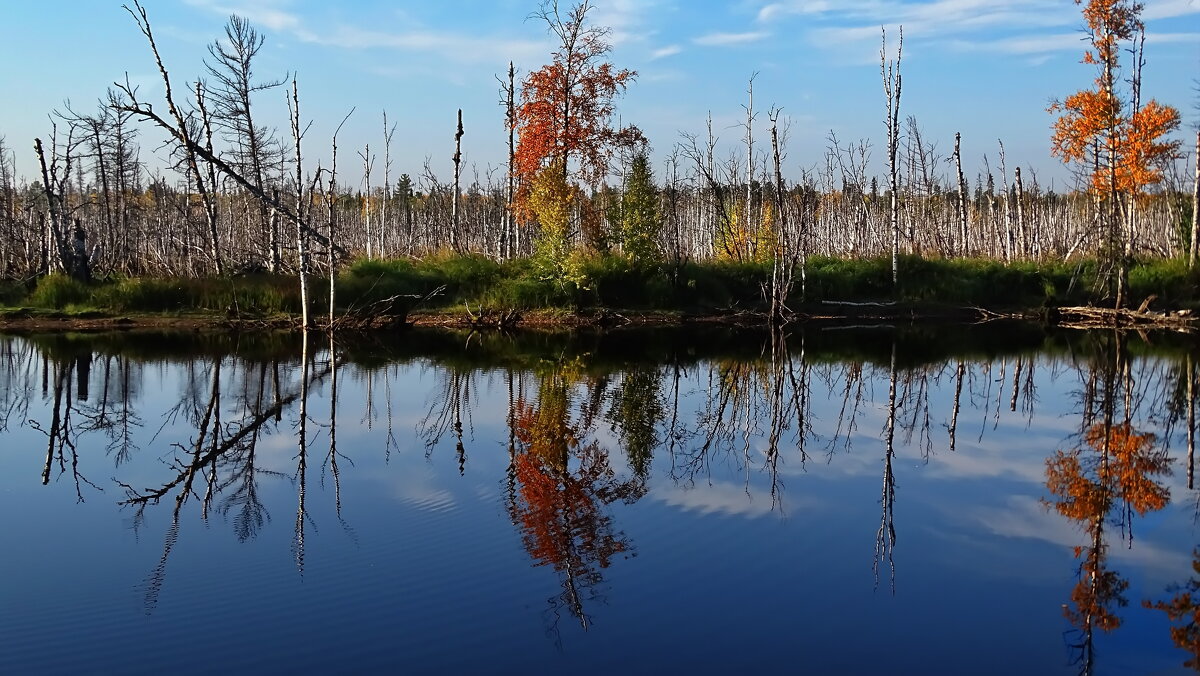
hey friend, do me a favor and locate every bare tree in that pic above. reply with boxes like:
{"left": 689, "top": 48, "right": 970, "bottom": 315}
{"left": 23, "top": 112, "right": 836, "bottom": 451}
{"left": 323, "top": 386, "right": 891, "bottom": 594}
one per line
{"left": 205, "top": 14, "right": 285, "bottom": 270}
{"left": 881, "top": 27, "right": 903, "bottom": 287}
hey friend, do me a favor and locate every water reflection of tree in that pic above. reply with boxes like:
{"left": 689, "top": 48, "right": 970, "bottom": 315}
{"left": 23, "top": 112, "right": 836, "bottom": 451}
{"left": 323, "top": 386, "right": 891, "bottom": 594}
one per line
{"left": 505, "top": 361, "right": 643, "bottom": 635}
{"left": 418, "top": 368, "right": 474, "bottom": 474}
{"left": 607, "top": 366, "right": 664, "bottom": 480}
{"left": 32, "top": 351, "right": 106, "bottom": 501}
{"left": 1145, "top": 549, "right": 1200, "bottom": 671}
{"left": 674, "top": 329, "right": 812, "bottom": 506}
{"left": 116, "top": 337, "right": 332, "bottom": 607}
{"left": 1044, "top": 332, "right": 1173, "bottom": 674}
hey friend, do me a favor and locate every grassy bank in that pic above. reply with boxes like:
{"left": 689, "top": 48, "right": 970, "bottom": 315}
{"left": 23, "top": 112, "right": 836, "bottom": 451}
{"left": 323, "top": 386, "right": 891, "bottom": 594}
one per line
{"left": 2, "top": 253, "right": 1197, "bottom": 320}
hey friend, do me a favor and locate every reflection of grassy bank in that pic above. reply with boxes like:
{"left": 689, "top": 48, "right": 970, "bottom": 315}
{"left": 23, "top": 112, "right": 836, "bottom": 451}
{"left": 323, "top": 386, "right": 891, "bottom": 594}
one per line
{"left": 3, "top": 253, "right": 1197, "bottom": 319}
{"left": 15, "top": 321, "right": 1195, "bottom": 374}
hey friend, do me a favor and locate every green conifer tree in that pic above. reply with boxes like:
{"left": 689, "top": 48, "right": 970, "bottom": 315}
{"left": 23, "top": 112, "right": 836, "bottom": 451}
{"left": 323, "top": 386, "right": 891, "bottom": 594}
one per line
{"left": 619, "top": 151, "right": 660, "bottom": 264}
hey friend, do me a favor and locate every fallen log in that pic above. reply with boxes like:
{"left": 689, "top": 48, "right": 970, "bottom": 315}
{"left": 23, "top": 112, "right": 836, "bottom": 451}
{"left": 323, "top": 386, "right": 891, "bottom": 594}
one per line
{"left": 1054, "top": 305, "right": 1197, "bottom": 331}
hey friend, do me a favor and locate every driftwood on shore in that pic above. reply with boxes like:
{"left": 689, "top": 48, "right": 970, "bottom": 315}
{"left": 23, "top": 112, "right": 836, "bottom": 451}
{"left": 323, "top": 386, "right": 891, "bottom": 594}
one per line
{"left": 1053, "top": 305, "right": 1196, "bottom": 331}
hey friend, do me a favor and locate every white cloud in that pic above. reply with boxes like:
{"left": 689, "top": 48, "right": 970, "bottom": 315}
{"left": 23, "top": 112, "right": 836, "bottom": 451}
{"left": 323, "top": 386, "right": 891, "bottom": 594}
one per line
{"left": 185, "top": 0, "right": 549, "bottom": 66}
{"left": 1143, "top": 0, "right": 1200, "bottom": 21}
{"left": 292, "top": 25, "right": 549, "bottom": 65}
{"left": 693, "top": 31, "right": 771, "bottom": 46}
{"left": 654, "top": 479, "right": 812, "bottom": 517}
{"left": 650, "top": 44, "right": 683, "bottom": 60}
{"left": 1145, "top": 31, "right": 1200, "bottom": 44}
{"left": 946, "top": 32, "right": 1083, "bottom": 56}
{"left": 591, "top": 0, "right": 665, "bottom": 46}
{"left": 183, "top": 0, "right": 302, "bottom": 32}
{"left": 970, "top": 495, "right": 1191, "bottom": 578}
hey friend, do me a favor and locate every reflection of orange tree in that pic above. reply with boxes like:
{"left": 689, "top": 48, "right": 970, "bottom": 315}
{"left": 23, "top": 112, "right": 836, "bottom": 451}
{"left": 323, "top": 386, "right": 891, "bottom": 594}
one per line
{"left": 1145, "top": 550, "right": 1200, "bottom": 671}
{"left": 1045, "top": 422, "right": 1171, "bottom": 668}
{"left": 506, "top": 366, "right": 642, "bottom": 631}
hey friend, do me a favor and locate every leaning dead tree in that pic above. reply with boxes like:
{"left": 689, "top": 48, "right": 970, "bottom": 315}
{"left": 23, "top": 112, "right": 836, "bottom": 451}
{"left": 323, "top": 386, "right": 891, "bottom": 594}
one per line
{"left": 112, "top": 2, "right": 345, "bottom": 324}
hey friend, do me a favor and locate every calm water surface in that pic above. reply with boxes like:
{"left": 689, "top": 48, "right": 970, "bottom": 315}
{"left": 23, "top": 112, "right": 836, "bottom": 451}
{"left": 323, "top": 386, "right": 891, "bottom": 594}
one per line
{"left": 0, "top": 325, "right": 1197, "bottom": 675}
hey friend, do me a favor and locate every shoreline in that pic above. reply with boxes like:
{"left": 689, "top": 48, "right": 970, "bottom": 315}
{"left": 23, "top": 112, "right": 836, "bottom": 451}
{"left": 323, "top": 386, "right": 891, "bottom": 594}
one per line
{"left": 1, "top": 302, "right": 1194, "bottom": 333}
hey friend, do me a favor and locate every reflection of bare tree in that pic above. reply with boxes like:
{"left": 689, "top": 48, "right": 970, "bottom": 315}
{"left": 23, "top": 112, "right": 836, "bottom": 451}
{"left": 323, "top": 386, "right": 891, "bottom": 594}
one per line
{"left": 215, "top": 362, "right": 284, "bottom": 543}
{"left": 418, "top": 368, "right": 474, "bottom": 474}
{"left": 874, "top": 340, "right": 898, "bottom": 593}
{"left": 0, "top": 337, "right": 36, "bottom": 433}
{"left": 675, "top": 359, "right": 767, "bottom": 486}
{"left": 117, "top": 336, "right": 339, "bottom": 608}
{"left": 763, "top": 329, "right": 812, "bottom": 509}
{"left": 824, "top": 359, "right": 866, "bottom": 458}
{"left": 322, "top": 332, "right": 353, "bottom": 528}
{"left": 294, "top": 331, "right": 310, "bottom": 576}
{"left": 33, "top": 352, "right": 103, "bottom": 502}
{"left": 948, "top": 360, "right": 965, "bottom": 451}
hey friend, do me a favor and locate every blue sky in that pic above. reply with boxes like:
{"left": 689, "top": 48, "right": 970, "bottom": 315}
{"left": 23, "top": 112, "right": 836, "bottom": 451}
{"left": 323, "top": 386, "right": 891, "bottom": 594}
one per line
{"left": 1, "top": 0, "right": 1197, "bottom": 190}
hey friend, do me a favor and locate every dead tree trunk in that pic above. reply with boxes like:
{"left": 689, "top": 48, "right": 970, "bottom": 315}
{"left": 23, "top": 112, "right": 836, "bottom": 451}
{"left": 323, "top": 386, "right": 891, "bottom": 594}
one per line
{"left": 744, "top": 74, "right": 756, "bottom": 257}
{"left": 328, "top": 109, "right": 352, "bottom": 327}
{"left": 1190, "top": 130, "right": 1199, "bottom": 269}
{"left": 361, "top": 143, "right": 373, "bottom": 259}
{"left": 33, "top": 137, "right": 74, "bottom": 276}
{"left": 954, "top": 132, "right": 969, "bottom": 257}
{"left": 290, "top": 78, "right": 310, "bottom": 330}
{"left": 382, "top": 111, "right": 396, "bottom": 258}
{"left": 1014, "top": 165, "right": 1027, "bottom": 259}
{"left": 194, "top": 82, "right": 224, "bottom": 275}
{"left": 768, "top": 108, "right": 793, "bottom": 319}
{"left": 881, "top": 28, "right": 903, "bottom": 288}
{"left": 503, "top": 62, "right": 516, "bottom": 259}
{"left": 451, "top": 108, "right": 464, "bottom": 253}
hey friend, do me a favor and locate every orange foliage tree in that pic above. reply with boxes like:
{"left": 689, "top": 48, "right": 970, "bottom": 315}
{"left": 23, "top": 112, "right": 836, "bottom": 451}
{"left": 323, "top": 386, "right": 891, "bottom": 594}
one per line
{"left": 1049, "top": 0, "right": 1180, "bottom": 308}
{"left": 514, "top": 1, "right": 643, "bottom": 246}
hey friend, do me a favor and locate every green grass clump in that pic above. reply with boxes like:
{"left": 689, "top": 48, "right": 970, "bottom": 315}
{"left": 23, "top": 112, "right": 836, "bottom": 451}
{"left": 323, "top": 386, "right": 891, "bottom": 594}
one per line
{"left": 7, "top": 252, "right": 1196, "bottom": 319}
{"left": 29, "top": 275, "right": 91, "bottom": 309}
{"left": 87, "top": 276, "right": 304, "bottom": 315}
{"left": 1128, "top": 258, "right": 1194, "bottom": 306}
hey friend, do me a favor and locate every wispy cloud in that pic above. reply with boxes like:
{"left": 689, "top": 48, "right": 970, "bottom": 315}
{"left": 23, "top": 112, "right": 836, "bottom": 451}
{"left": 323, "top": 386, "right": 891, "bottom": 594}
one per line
{"left": 693, "top": 31, "right": 771, "bottom": 46}
{"left": 185, "top": 0, "right": 548, "bottom": 66}
{"left": 650, "top": 44, "right": 682, "bottom": 60}
{"left": 183, "top": 0, "right": 302, "bottom": 32}
{"left": 1145, "top": 31, "right": 1200, "bottom": 44}
{"left": 754, "top": 0, "right": 1199, "bottom": 64}
{"left": 757, "top": 0, "right": 1199, "bottom": 41}
{"left": 591, "top": 0, "right": 666, "bottom": 46}
{"left": 293, "top": 25, "right": 548, "bottom": 64}
{"left": 1143, "top": 0, "right": 1200, "bottom": 20}
{"left": 945, "top": 32, "right": 1082, "bottom": 56}
{"left": 758, "top": 0, "right": 1077, "bottom": 33}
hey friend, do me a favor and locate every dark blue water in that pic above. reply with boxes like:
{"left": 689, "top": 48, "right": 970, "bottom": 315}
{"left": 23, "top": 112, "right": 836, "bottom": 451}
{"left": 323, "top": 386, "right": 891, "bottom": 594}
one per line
{"left": 0, "top": 326, "right": 1195, "bottom": 674}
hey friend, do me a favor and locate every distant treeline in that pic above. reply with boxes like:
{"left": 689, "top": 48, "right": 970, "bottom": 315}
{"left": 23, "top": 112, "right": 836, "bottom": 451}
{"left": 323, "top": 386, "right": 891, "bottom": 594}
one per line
{"left": 0, "top": 129, "right": 1191, "bottom": 281}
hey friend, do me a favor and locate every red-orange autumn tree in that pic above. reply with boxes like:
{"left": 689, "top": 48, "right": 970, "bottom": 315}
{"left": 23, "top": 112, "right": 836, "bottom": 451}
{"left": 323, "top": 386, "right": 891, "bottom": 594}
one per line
{"left": 515, "top": 0, "right": 643, "bottom": 269}
{"left": 1049, "top": 0, "right": 1180, "bottom": 309}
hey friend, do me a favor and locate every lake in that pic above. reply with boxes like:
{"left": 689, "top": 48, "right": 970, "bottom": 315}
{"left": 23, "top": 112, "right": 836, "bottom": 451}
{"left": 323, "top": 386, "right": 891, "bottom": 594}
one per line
{"left": 0, "top": 324, "right": 1196, "bottom": 675}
